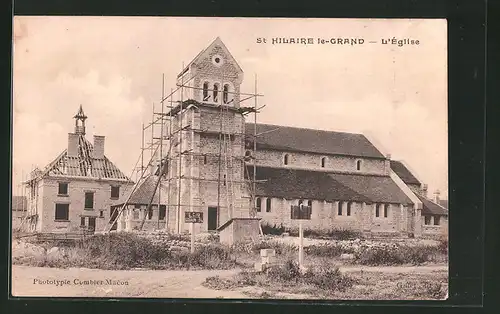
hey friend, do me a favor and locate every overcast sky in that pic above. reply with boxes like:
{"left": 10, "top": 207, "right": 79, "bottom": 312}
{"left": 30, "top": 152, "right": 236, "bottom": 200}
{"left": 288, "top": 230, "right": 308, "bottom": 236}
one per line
{"left": 12, "top": 17, "right": 448, "bottom": 198}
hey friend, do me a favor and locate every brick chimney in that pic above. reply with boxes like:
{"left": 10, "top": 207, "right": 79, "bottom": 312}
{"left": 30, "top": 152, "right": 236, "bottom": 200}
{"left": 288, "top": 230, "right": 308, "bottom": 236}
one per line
{"left": 68, "top": 133, "right": 79, "bottom": 157}
{"left": 92, "top": 135, "right": 105, "bottom": 159}
{"left": 422, "top": 184, "right": 428, "bottom": 198}
{"left": 433, "top": 189, "right": 441, "bottom": 203}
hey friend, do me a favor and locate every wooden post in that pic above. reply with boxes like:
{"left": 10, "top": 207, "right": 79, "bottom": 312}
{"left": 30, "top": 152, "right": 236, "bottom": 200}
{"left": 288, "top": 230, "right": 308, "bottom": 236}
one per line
{"left": 191, "top": 222, "right": 195, "bottom": 253}
{"left": 299, "top": 220, "right": 304, "bottom": 267}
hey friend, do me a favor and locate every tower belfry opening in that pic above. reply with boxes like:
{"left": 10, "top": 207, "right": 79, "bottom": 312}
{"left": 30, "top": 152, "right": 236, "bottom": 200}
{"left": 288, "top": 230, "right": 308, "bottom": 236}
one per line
{"left": 106, "top": 37, "right": 264, "bottom": 237}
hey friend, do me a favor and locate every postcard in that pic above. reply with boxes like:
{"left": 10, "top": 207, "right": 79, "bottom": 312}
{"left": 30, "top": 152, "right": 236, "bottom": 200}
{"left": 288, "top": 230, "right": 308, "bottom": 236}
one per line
{"left": 11, "top": 16, "right": 448, "bottom": 300}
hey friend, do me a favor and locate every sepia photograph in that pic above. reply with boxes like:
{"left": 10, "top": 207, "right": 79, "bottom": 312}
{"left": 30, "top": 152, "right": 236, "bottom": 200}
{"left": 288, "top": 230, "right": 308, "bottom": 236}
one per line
{"left": 11, "top": 16, "right": 448, "bottom": 300}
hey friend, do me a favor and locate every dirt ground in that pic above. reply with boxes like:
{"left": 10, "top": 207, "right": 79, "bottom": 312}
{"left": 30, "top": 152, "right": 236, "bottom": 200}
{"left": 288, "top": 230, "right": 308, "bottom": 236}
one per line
{"left": 11, "top": 264, "right": 448, "bottom": 299}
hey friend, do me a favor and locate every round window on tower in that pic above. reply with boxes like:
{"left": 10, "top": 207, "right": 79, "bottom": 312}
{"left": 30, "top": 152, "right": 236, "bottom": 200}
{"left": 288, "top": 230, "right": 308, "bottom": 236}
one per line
{"left": 212, "top": 54, "right": 224, "bottom": 67}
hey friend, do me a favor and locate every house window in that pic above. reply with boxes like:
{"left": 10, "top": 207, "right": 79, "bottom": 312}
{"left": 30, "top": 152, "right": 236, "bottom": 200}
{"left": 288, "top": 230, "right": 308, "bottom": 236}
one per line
{"left": 203, "top": 82, "right": 210, "bottom": 101}
{"left": 159, "top": 205, "right": 166, "bottom": 220}
{"left": 148, "top": 207, "right": 153, "bottom": 220}
{"left": 338, "top": 201, "right": 343, "bottom": 215}
{"left": 223, "top": 174, "right": 227, "bottom": 186}
{"left": 223, "top": 84, "right": 230, "bottom": 104}
{"left": 424, "top": 216, "right": 431, "bottom": 225}
{"left": 55, "top": 204, "right": 69, "bottom": 221}
{"left": 99, "top": 210, "right": 104, "bottom": 218}
{"left": 266, "top": 198, "right": 272, "bottom": 212}
{"left": 80, "top": 217, "right": 85, "bottom": 227}
{"left": 375, "top": 204, "right": 381, "bottom": 217}
{"left": 213, "top": 83, "right": 219, "bottom": 103}
{"left": 84, "top": 192, "right": 94, "bottom": 210}
{"left": 356, "top": 160, "right": 362, "bottom": 171}
{"left": 111, "top": 186, "right": 120, "bottom": 199}
{"left": 434, "top": 216, "right": 440, "bottom": 225}
{"left": 203, "top": 154, "right": 208, "bottom": 165}
{"left": 133, "top": 210, "right": 140, "bottom": 220}
{"left": 384, "top": 204, "right": 389, "bottom": 218}
{"left": 283, "top": 154, "right": 289, "bottom": 165}
{"left": 347, "top": 202, "right": 352, "bottom": 216}
{"left": 321, "top": 157, "right": 326, "bottom": 168}
{"left": 256, "top": 198, "right": 261, "bottom": 212}
{"left": 58, "top": 182, "right": 68, "bottom": 195}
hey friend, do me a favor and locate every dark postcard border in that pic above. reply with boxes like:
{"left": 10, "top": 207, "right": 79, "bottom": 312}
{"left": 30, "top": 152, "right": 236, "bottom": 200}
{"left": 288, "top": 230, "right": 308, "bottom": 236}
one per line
{"left": 5, "top": 0, "right": 489, "bottom": 313}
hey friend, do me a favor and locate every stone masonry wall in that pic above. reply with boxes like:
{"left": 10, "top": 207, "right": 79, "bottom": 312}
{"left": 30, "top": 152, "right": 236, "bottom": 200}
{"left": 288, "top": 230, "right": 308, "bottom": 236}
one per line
{"left": 255, "top": 197, "right": 406, "bottom": 235}
{"left": 252, "top": 149, "right": 387, "bottom": 175}
{"left": 39, "top": 178, "right": 133, "bottom": 233}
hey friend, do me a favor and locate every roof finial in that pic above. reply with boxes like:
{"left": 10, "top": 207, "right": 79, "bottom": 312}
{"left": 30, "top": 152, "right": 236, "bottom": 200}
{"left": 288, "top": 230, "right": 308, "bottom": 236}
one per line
{"left": 73, "top": 105, "right": 87, "bottom": 135}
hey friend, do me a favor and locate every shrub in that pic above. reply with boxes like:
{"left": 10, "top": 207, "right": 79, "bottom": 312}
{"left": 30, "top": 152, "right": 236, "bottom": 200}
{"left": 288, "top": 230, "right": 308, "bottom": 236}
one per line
{"left": 234, "top": 270, "right": 257, "bottom": 286}
{"left": 438, "top": 239, "right": 448, "bottom": 255}
{"left": 305, "top": 243, "right": 354, "bottom": 257}
{"left": 267, "top": 260, "right": 301, "bottom": 283}
{"left": 14, "top": 232, "right": 236, "bottom": 270}
{"left": 355, "top": 244, "right": 440, "bottom": 266}
{"left": 78, "top": 232, "right": 171, "bottom": 268}
{"left": 261, "top": 223, "right": 286, "bottom": 235}
{"left": 303, "top": 264, "right": 354, "bottom": 291}
{"left": 203, "top": 276, "right": 237, "bottom": 290}
{"left": 187, "top": 244, "right": 235, "bottom": 269}
{"left": 210, "top": 260, "right": 355, "bottom": 295}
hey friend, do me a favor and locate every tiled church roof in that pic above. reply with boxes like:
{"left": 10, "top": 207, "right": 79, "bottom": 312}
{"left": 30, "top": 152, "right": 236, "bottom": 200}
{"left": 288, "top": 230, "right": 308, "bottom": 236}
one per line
{"left": 416, "top": 194, "right": 448, "bottom": 216}
{"left": 247, "top": 166, "right": 413, "bottom": 205}
{"left": 245, "top": 123, "right": 385, "bottom": 159}
{"left": 41, "top": 135, "right": 131, "bottom": 181}
{"left": 126, "top": 175, "right": 162, "bottom": 205}
{"left": 390, "top": 160, "right": 421, "bottom": 185}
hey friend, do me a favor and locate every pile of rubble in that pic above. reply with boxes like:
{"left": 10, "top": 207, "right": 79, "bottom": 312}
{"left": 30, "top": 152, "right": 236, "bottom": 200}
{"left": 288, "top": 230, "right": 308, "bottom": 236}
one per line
{"left": 11, "top": 240, "right": 46, "bottom": 259}
{"left": 133, "top": 231, "right": 220, "bottom": 251}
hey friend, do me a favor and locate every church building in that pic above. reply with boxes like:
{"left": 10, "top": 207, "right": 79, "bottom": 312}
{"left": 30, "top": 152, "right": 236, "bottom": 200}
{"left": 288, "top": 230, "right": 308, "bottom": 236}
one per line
{"left": 113, "top": 37, "right": 447, "bottom": 239}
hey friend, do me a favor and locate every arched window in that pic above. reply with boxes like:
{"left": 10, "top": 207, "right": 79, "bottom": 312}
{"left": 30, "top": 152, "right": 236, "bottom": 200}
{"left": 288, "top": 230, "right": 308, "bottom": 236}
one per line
{"left": 223, "top": 84, "right": 230, "bottom": 104}
{"left": 384, "top": 204, "right": 389, "bottom": 217}
{"left": 213, "top": 83, "right": 219, "bottom": 103}
{"left": 266, "top": 198, "right": 271, "bottom": 212}
{"left": 356, "top": 160, "right": 362, "bottom": 171}
{"left": 347, "top": 202, "right": 352, "bottom": 216}
{"left": 375, "top": 204, "right": 381, "bottom": 217}
{"left": 256, "top": 197, "right": 261, "bottom": 212}
{"left": 321, "top": 157, "right": 326, "bottom": 168}
{"left": 202, "top": 82, "right": 209, "bottom": 101}
{"left": 307, "top": 200, "right": 312, "bottom": 214}
{"left": 283, "top": 154, "right": 289, "bottom": 165}
{"left": 338, "top": 201, "right": 343, "bottom": 215}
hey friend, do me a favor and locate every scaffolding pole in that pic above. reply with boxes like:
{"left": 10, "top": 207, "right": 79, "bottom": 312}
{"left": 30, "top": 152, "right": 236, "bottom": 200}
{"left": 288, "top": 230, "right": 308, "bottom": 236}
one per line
{"left": 120, "top": 55, "right": 264, "bottom": 235}
{"left": 177, "top": 63, "right": 185, "bottom": 234}
{"left": 158, "top": 74, "right": 165, "bottom": 229}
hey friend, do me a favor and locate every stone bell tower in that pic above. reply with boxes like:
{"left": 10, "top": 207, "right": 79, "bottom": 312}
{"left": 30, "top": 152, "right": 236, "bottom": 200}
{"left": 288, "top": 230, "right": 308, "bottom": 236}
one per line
{"left": 168, "top": 37, "right": 251, "bottom": 234}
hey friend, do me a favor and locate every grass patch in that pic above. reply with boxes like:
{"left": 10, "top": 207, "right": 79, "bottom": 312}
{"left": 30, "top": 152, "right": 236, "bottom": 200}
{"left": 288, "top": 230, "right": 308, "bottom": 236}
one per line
{"left": 203, "top": 260, "right": 355, "bottom": 297}
{"left": 305, "top": 243, "right": 355, "bottom": 257}
{"left": 13, "top": 232, "right": 236, "bottom": 270}
{"left": 354, "top": 244, "right": 445, "bottom": 266}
